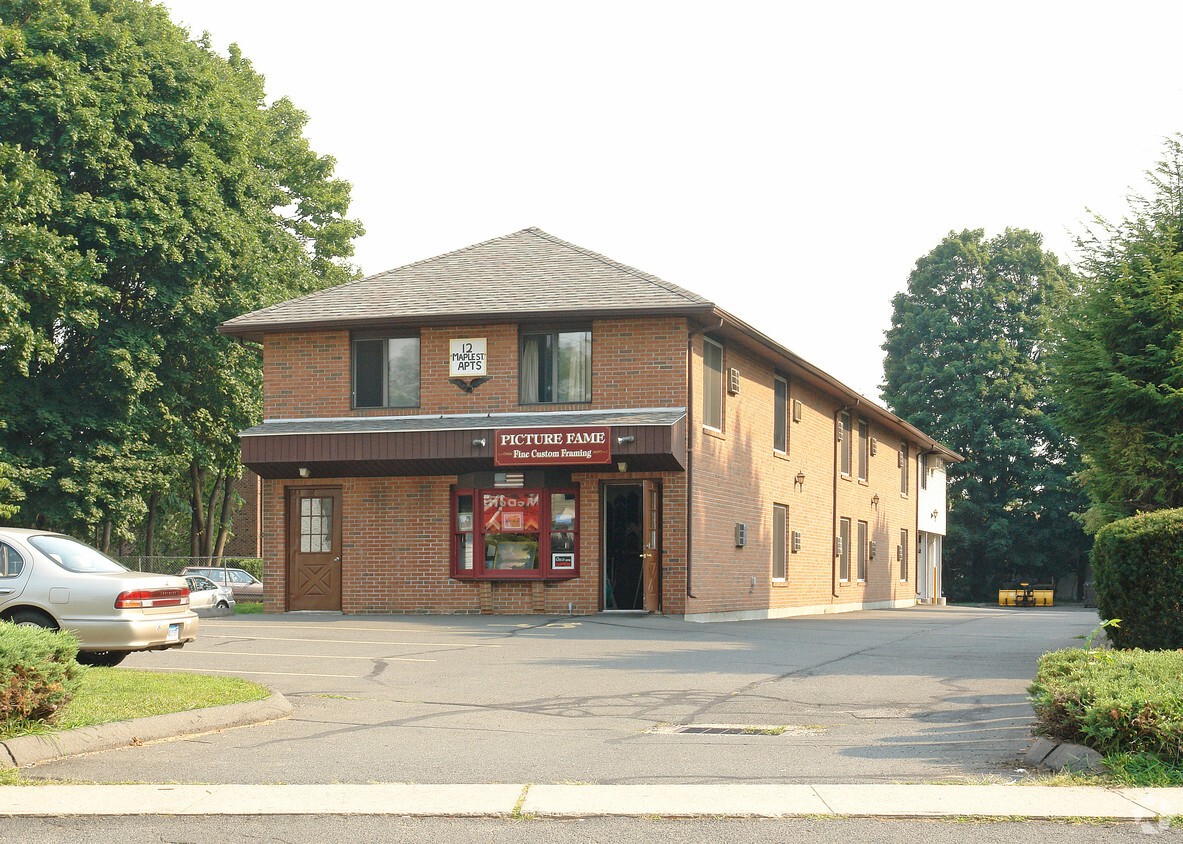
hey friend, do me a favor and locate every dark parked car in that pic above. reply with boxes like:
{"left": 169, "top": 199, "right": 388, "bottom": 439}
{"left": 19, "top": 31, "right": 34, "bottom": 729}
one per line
{"left": 179, "top": 566, "right": 263, "bottom": 602}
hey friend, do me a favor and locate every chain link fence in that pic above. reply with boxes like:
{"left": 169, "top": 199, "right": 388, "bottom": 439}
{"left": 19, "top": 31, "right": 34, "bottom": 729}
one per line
{"left": 116, "top": 556, "right": 264, "bottom": 580}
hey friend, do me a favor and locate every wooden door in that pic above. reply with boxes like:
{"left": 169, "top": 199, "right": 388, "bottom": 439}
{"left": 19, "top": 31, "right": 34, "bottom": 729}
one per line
{"left": 287, "top": 487, "right": 343, "bottom": 611}
{"left": 641, "top": 480, "right": 662, "bottom": 612}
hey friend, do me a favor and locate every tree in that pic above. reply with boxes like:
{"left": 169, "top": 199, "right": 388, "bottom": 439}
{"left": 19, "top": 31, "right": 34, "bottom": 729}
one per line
{"left": 0, "top": 0, "right": 362, "bottom": 550}
{"left": 1054, "top": 137, "right": 1183, "bottom": 530}
{"left": 882, "top": 229, "right": 1090, "bottom": 601}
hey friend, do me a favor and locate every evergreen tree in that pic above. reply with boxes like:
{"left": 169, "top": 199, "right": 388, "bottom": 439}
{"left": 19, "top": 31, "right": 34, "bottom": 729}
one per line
{"left": 882, "top": 229, "right": 1090, "bottom": 600}
{"left": 1054, "top": 137, "right": 1183, "bottom": 529}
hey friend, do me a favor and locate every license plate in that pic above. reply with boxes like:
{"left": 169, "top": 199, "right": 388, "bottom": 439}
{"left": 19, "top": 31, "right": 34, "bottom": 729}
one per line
{"left": 165, "top": 623, "right": 181, "bottom": 643}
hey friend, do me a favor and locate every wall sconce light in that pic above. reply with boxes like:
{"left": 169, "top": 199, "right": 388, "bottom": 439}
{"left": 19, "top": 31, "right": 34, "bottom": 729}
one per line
{"left": 871, "top": 494, "right": 880, "bottom": 508}
{"left": 617, "top": 461, "right": 628, "bottom": 473}
{"left": 472, "top": 437, "right": 487, "bottom": 447}
{"left": 794, "top": 471, "right": 806, "bottom": 488}
{"left": 298, "top": 467, "right": 310, "bottom": 478}
{"left": 616, "top": 435, "right": 635, "bottom": 444}
{"left": 931, "top": 509, "right": 940, "bottom": 520}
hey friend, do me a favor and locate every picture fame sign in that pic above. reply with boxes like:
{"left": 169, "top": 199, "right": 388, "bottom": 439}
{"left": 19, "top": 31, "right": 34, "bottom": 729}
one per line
{"left": 494, "top": 426, "right": 612, "bottom": 467}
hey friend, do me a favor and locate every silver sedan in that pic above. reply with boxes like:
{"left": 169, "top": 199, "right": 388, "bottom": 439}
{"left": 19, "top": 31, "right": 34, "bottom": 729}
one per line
{"left": 0, "top": 528, "right": 199, "bottom": 666}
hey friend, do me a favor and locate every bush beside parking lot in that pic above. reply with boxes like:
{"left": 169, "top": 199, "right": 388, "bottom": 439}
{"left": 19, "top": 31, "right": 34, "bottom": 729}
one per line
{"left": 0, "top": 622, "right": 84, "bottom": 727}
{"left": 1029, "top": 646, "right": 1183, "bottom": 761}
{"left": 1092, "top": 508, "right": 1183, "bottom": 650}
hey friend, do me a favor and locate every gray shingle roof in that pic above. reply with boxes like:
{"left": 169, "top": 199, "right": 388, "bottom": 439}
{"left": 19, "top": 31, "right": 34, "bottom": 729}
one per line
{"left": 221, "top": 228, "right": 715, "bottom": 335}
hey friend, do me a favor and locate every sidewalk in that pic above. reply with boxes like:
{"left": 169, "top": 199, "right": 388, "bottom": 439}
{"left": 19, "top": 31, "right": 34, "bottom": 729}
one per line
{"left": 1, "top": 782, "right": 1182, "bottom": 820}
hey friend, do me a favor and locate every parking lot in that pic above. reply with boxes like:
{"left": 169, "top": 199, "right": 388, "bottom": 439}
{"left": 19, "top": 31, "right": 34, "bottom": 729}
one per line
{"left": 24, "top": 606, "right": 1099, "bottom": 786}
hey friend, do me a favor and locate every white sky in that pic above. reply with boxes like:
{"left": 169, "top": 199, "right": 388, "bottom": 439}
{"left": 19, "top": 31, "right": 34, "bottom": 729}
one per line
{"left": 161, "top": 0, "right": 1183, "bottom": 400}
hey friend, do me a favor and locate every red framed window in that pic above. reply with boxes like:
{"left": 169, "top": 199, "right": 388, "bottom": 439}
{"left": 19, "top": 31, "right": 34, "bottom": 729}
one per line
{"left": 451, "top": 488, "right": 579, "bottom": 580}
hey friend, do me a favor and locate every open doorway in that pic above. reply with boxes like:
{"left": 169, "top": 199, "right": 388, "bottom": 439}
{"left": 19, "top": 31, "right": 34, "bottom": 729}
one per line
{"left": 603, "top": 481, "right": 661, "bottom": 611}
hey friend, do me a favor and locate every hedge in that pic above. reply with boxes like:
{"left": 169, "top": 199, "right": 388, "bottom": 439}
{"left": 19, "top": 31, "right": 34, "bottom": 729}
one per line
{"left": 1029, "top": 647, "right": 1183, "bottom": 759}
{"left": 1092, "top": 508, "right": 1183, "bottom": 650}
{"left": 0, "top": 622, "right": 85, "bottom": 725}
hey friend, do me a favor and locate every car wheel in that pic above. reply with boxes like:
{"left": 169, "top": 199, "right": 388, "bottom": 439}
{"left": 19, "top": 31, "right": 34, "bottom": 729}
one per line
{"left": 8, "top": 608, "right": 58, "bottom": 630}
{"left": 76, "top": 651, "right": 128, "bottom": 667}
{"left": 216, "top": 601, "right": 230, "bottom": 610}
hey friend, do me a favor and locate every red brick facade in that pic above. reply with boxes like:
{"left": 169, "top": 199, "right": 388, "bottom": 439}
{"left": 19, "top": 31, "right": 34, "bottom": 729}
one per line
{"left": 250, "top": 314, "right": 941, "bottom": 619}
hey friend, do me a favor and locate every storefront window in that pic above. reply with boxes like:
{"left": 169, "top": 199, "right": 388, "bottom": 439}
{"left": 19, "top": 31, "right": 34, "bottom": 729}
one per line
{"left": 452, "top": 488, "right": 578, "bottom": 579}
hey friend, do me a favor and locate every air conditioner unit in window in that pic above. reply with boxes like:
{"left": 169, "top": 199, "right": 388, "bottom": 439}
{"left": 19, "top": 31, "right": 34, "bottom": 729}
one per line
{"left": 728, "top": 368, "right": 740, "bottom": 395}
{"left": 734, "top": 523, "right": 746, "bottom": 547}
{"left": 791, "top": 531, "right": 801, "bottom": 553}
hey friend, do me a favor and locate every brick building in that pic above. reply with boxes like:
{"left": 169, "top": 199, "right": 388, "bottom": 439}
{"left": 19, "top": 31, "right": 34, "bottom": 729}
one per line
{"left": 219, "top": 228, "right": 958, "bottom": 620}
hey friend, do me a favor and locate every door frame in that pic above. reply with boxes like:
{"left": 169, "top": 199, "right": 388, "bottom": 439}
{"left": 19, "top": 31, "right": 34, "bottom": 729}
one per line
{"left": 285, "top": 486, "right": 344, "bottom": 612}
{"left": 600, "top": 479, "right": 662, "bottom": 612}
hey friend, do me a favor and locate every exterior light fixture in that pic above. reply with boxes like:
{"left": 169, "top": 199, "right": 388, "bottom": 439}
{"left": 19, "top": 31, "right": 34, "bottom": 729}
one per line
{"left": 298, "top": 467, "right": 311, "bottom": 478}
{"left": 616, "top": 435, "right": 635, "bottom": 444}
{"left": 472, "top": 437, "right": 487, "bottom": 447}
{"left": 617, "top": 462, "right": 628, "bottom": 473}
{"left": 795, "top": 471, "right": 806, "bottom": 488}
{"left": 871, "top": 494, "right": 880, "bottom": 508}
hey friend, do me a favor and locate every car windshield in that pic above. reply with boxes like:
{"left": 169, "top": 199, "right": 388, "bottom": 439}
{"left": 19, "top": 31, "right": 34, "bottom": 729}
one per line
{"left": 29, "top": 535, "right": 129, "bottom": 574}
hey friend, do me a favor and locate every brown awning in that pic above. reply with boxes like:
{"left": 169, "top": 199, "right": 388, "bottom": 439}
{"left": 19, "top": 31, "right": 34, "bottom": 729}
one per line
{"left": 241, "top": 408, "right": 687, "bottom": 479}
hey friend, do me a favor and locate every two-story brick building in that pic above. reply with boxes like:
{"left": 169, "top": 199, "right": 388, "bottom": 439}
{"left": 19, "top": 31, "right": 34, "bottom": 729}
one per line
{"left": 219, "top": 228, "right": 958, "bottom": 620}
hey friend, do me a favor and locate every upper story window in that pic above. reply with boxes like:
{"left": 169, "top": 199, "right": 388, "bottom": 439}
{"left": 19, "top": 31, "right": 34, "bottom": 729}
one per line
{"left": 839, "top": 412, "right": 851, "bottom": 476}
{"left": 520, "top": 329, "right": 591, "bottom": 404}
{"left": 703, "top": 337, "right": 723, "bottom": 430}
{"left": 773, "top": 375, "right": 788, "bottom": 453}
{"left": 353, "top": 334, "right": 420, "bottom": 408}
{"left": 857, "top": 419, "right": 869, "bottom": 481}
{"left": 900, "top": 442, "right": 909, "bottom": 495}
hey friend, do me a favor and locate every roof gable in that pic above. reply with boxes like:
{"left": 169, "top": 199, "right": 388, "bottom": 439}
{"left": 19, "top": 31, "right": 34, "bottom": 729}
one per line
{"left": 220, "top": 228, "right": 714, "bottom": 335}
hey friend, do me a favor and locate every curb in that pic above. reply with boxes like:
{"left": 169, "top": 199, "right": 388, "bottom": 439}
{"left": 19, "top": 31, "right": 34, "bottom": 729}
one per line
{"left": 1023, "top": 736, "right": 1105, "bottom": 773}
{"left": 0, "top": 691, "right": 291, "bottom": 770}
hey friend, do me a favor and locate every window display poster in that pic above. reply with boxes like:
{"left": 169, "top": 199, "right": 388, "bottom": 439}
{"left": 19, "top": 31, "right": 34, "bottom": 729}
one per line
{"left": 483, "top": 493, "right": 540, "bottom": 532}
{"left": 552, "top": 552, "right": 575, "bottom": 570}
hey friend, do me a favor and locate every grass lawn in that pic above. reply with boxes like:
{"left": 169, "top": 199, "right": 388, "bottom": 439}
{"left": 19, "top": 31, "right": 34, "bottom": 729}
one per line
{"left": 235, "top": 601, "right": 265, "bottom": 614}
{"left": 1, "top": 667, "right": 269, "bottom": 742}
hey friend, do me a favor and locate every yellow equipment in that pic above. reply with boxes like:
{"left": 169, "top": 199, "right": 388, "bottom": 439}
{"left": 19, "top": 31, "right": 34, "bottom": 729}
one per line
{"left": 998, "top": 582, "right": 1053, "bottom": 607}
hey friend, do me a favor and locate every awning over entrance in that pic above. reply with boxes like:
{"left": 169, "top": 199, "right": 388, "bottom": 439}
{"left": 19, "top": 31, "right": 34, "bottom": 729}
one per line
{"left": 241, "top": 408, "right": 687, "bottom": 479}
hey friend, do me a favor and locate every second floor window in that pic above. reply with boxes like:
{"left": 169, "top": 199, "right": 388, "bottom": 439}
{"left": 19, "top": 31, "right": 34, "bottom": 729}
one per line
{"left": 520, "top": 329, "right": 591, "bottom": 404}
{"left": 703, "top": 337, "right": 723, "bottom": 430}
{"left": 353, "top": 336, "right": 420, "bottom": 408}
{"left": 773, "top": 376, "right": 788, "bottom": 452}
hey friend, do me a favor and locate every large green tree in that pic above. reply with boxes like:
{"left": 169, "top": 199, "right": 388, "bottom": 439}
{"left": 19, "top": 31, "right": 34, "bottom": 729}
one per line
{"left": 1054, "top": 137, "right": 1183, "bottom": 529}
{"left": 882, "top": 229, "right": 1090, "bottom": 600}
{"left": 0, "top": 0, "right": 362, "bottom": 550}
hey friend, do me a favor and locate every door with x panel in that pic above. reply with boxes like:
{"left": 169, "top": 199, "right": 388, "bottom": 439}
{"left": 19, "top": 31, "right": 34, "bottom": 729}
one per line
{"left": 287, "top": 487, "right": 343, "bottom": 611}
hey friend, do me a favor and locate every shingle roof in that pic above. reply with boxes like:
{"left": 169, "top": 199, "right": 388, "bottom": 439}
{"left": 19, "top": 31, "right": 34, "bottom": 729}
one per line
{"left": 220, "top": 228, "right": 715, "bottom": 335}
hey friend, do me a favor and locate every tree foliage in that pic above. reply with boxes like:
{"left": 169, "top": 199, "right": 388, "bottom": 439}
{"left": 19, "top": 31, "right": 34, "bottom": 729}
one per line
{"left": 882, "top": 229, "right": 1090, "bottom": 600}
{"left": 1053, "top": 137, "right": 1183, "bottom": 529}
{"left": 0, "top": 0, "right": 362, "bottom": 549}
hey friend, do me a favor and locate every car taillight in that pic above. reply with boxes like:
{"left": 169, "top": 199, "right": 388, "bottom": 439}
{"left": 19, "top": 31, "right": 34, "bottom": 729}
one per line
{"left": 115, "top": 587, "right": 190, "bottom": 608}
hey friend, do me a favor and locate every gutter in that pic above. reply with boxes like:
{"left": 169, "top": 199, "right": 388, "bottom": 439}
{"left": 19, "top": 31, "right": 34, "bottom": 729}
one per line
{"left": 685, "top": 316, "right": 724, "bottom": 601}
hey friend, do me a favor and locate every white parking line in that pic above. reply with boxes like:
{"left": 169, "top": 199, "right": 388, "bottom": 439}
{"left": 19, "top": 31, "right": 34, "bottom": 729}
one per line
{"left": 137, "top": 667, "right": 357, "bottom": 679}
{"left": 201, "top": 634, "right": 496, "bottom": 647}
{"left": 182, "top": 650, "right": 436, "bottom": 662}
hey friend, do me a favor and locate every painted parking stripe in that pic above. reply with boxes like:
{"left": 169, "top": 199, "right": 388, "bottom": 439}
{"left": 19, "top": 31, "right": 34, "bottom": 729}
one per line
{"left": 181, "top": 650, "right": 436, "bottom": 662}
{"left": 201, "top": 634, "right": 496, "bottom": 647}
{"left": 136, "top": 667, "right": 357, "bottom": 679}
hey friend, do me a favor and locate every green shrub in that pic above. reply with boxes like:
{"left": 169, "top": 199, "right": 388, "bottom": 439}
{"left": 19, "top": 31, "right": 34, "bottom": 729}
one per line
{"left": 1029, "top": 648, "right": 1183, "bottom": 759}
{"left": 1092, "top": 508, "right": 1183, "bottom": 650}
{"left": 0, "top": 622, "right": 85, "bottom": 725}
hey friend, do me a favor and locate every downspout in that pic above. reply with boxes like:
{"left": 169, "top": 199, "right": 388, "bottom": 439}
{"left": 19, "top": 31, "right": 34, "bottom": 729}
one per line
{"left": 833, "top": 399, "right": 860, "bottom": 599}
{"left": 685, "top": 316, "right": 724, "bottom": 600}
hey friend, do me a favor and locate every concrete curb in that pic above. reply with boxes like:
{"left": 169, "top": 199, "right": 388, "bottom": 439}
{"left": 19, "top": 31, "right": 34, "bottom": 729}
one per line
{"left": 1023, "top": 737, "right": 1106, "bottom": 773}
{"left": 0, "top": 691, "right": 291, "bottom": 770}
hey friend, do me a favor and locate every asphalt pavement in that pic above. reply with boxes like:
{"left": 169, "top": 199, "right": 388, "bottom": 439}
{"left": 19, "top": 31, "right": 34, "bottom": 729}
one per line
{"left": 6, "top": 605, "right": 1155, "bottom": 825}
